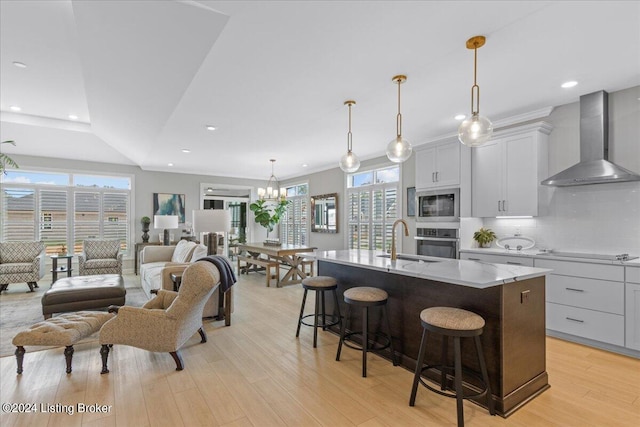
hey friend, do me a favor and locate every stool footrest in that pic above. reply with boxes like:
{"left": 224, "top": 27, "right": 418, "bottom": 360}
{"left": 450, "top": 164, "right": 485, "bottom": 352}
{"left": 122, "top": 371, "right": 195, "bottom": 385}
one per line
{"left": 342, "top": 331, "right": 392, "bottom": 352}
{"left": 300, "top": 313, "right": 341, "bottom": 329}
{"left": 417, "top": 364, "right": 490, "bottom": 401}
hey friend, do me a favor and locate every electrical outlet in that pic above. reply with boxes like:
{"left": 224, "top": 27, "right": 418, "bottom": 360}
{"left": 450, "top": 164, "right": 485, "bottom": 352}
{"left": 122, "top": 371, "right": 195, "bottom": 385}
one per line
{"left": 521, "top": 290, "right": 530, "bottom": 304}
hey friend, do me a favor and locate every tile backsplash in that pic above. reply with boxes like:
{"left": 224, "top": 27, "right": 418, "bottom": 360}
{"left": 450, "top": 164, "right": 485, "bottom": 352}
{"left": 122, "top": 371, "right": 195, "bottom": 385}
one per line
{"left": 481, "top": 181, "right": 640, "bottom": 255}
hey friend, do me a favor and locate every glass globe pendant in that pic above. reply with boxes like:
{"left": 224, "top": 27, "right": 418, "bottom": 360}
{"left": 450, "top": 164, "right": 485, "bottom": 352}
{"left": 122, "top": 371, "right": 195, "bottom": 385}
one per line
{"left": 339, "top": 151, "right": 360, "bottom": 173}
{"left": 458, "top": 113, "right": 493, "bottom": 147}
{"left": 458, "top": 36, "right": 493, "bottom": 147}
{"left": 386, "top": 75, "right": 412, "bottom": 162}
{"left": 339, "top": 100, "right": 361, "bottom": 173}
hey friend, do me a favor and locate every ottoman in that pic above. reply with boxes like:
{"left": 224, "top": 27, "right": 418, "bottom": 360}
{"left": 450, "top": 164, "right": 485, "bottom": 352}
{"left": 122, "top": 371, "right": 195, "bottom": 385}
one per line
{"left": 42, "top": 274, "right": 126, "bottom": 319}
{"left": 12, "top": 311, "right": 115, "bottom": 374}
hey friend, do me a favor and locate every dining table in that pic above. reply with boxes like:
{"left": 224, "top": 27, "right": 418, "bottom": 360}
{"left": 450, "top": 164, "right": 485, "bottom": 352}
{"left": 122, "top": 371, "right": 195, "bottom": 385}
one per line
{"left": 238, "top": 242, "right": 317, "bottom": 286}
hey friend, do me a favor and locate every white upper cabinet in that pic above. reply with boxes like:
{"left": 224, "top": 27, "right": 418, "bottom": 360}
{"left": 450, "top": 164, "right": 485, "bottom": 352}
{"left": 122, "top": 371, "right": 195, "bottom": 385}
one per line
{"left": 415, "top": 140, "right": 460, "bottom": 190}
{"left": 472, "top": 122, "right": 552, "bottom": 217}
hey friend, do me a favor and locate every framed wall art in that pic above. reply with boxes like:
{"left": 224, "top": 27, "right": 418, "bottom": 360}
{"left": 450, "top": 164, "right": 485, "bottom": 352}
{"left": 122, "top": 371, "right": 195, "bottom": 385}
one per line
{"left": 153, "top": 193, "right": 186, "bottom": 223}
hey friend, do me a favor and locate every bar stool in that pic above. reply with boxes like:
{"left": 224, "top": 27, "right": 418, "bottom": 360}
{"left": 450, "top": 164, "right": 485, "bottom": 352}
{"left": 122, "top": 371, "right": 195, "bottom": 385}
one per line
{"left": 336, "top": 286, "right": 397, "bottom": 377}
{"left": 296, "top": 276, "right": 342, "bottom": 348}
{"left": 409, "top": 306, "right": 495, "bottom": 427}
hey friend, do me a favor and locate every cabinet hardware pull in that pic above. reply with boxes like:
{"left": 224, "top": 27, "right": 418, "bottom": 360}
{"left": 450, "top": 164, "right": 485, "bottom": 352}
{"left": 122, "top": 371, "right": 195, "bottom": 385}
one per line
{"left": 497, "top": 201, "right": 501, "bottom": 212}
{"left": 432, "top": 172, "right": 435, "bottom": 182}
{"left": 435, "top": 172, "right": 439, "bottom": 182}
{"left": 506, "top": 261, "right": 522, "bottom": 265}
{"left": 566, "top": 317, "right": 584, "bottom": 323}
{"left": 468, "top": 258, "right": 480, "bottom": 261}
{"left": 565, "top": 288, "right": 584, "bottom": 292}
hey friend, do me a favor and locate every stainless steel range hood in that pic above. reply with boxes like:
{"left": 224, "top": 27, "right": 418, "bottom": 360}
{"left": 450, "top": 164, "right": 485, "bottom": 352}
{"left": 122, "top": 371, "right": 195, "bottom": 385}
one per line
{"left": 541, "top": 90, "right": 640, "bottom": 186}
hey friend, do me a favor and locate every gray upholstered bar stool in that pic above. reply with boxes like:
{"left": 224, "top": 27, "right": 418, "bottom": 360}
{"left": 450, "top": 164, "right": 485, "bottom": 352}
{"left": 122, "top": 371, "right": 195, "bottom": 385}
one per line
{"left": 409, "top": 307, "right": 495, "bottom": 427}
{"left": 296, "top": 276, "right": 342, "bottom": 348}
{"left": 336, "top": 286, "right": 397, "bottom": 377}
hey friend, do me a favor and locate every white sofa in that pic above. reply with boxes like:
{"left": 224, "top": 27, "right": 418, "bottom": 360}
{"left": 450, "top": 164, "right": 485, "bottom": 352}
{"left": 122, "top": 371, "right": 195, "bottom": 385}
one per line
{"left": 139, "top": 240, "right": 227, "bottom": 318}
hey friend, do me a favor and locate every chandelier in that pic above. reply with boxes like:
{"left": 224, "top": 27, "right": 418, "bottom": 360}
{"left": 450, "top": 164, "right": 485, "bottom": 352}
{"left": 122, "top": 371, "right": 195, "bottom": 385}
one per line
{"left": 258, "top": 159, "right": 286, "bottom": 201}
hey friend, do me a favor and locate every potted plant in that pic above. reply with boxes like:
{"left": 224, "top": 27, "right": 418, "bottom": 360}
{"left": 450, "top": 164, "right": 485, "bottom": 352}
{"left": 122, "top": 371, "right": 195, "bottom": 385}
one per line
{"left": 473, "top": 227, "right": 497, "bottom": 248}
{"left": 1, "top": 140, "right": 19, "bottom": 175}
{"left": 59, "top": 244, "right": 67, "bottom": 256}
{"left": 249, "top": 199, "right": 290, "bottom": 244}
{"left": 141, "top": 216, "right": 151, "bottom": 243}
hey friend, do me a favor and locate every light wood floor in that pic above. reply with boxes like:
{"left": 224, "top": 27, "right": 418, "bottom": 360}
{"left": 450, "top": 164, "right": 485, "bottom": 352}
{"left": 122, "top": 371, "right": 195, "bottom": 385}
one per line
{"left": 1, "top": 272, "right": 639, "bottom": 427}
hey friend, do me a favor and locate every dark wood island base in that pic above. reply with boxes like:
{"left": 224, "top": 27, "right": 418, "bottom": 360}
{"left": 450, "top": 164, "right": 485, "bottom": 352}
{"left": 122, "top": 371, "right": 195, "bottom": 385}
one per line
{"left": 319, "top": 260, "right": 550, "bottom": 417}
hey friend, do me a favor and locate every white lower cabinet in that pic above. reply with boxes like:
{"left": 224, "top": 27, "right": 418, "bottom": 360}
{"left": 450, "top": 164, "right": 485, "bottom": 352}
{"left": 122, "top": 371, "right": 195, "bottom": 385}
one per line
{"left": 625, "top": 266, "right": 640, "bottom": 351}
{"left": 536, "top": 259, "right": 625, "bottom": 347}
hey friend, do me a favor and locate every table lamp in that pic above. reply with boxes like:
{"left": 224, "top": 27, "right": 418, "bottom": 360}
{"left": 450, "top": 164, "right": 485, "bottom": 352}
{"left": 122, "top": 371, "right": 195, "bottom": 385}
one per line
{"left": 192, "top": 209, "right": 231, "bottom": 256}
{"left": 154, "top": 215, "right": 179, "bottom": 246}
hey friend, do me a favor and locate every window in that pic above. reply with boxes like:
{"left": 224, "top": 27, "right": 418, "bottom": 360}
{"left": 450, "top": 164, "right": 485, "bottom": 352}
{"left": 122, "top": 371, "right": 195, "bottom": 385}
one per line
{"left": 1, "top": 170, "right": 131, "bottom": 255}
{"left": 280, "top": 183, "right": 308, "bottom": 245}
{"left": 347, "top": 165, "right": 400, "bottom": 251}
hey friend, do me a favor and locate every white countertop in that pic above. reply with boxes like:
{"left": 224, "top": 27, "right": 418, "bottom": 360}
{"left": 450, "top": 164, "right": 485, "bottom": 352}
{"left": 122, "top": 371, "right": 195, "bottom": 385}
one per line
{"left": 315, "top": 249, "right": 551, "bottom": 289}
{"left": 459, "top": 248, "right": 640, "bottom": 266}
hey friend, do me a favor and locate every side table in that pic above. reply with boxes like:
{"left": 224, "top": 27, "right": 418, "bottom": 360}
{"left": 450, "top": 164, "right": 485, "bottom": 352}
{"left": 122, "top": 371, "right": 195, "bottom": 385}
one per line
{"left": 50, "top": 255, "right": 73, "bottom": 284}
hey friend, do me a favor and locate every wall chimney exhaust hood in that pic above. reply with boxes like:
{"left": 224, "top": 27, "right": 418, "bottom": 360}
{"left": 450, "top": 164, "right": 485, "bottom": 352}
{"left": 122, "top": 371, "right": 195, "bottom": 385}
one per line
{"left": 541, "top": 90, "right": 640, "bottom": 186}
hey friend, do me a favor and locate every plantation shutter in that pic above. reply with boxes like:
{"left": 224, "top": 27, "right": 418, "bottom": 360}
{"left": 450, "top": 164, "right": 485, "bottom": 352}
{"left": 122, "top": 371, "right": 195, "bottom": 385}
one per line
{"left": 103, "top": 192, "right": 128, "bottom": 251}
{"left": 39, "top": 189, "right": 68, "bottom": 254}
{"left": 1, "top": 188, "right": 36, "bottom": 241}
{"left": 74, "top": 191, "right": 101, "bottom": 252}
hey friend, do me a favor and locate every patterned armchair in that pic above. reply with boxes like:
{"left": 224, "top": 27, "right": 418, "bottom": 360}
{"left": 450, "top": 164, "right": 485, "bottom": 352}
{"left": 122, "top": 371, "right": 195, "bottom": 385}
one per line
{"left": 99, "top": 261, "right": 219, "bottom": 372}
{"left": 0, "top": 241, "right": 46, "bottom": 292}
{"left": 78, "top": 239, "right": 123, "bottom": 276}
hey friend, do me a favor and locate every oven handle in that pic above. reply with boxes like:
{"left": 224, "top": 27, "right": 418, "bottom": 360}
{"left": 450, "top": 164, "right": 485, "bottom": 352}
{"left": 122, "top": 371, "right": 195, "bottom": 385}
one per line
{"left": 414, "top": 236, "right": 459, "bottom": 242}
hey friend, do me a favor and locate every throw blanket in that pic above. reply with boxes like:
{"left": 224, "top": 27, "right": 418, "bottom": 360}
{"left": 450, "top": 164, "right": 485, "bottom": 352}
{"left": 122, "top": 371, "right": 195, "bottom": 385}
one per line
{"left": 199, "top": 256, "right": 237, "bottom": 293}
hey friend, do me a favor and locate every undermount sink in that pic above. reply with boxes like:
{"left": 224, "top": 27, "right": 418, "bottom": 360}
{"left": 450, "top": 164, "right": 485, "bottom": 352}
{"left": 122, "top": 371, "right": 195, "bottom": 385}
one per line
{"left": 377, "top": 254, "right": 440, "bottom": 262}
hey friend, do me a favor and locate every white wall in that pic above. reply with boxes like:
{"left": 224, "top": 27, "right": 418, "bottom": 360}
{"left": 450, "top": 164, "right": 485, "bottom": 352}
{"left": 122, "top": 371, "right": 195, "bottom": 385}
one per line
{"left": 482, "top": 85, "right": 640, "bottom": 255}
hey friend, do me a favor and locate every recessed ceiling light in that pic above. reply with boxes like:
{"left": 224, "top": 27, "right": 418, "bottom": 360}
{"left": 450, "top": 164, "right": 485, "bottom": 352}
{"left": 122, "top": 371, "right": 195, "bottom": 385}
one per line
{"left": 181, "top": 149, "right": 191, "bottom": 153}
{"left": 206, "top": 125, "right": 217, "bottom": 131}
{"left": 10, "top": 105, "right": 21, "bottom": 112}
{"left": 302, "top": 164, "right": 308, "bottom": 168}
{"left": 167, "top": 163, "right": 174, "bottom": 167}
{"left": 454, "top": 114, "right": 466, "bottom": 121}
{"left": 68, "top": 114, "right": 78, "bottom": 120}
{"left": 13, "top": 61, "right": 27, "bottom": 68}
{"left": 561, "top": 81, "right": 578, "bottom": 89}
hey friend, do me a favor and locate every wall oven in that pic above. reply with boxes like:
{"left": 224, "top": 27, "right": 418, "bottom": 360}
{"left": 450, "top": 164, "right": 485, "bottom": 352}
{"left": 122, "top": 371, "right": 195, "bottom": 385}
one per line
{"left": 415, "top": 228, "right": 459, "bottom": 259}
{"left": 416, "top": 188, "right": 459, "bottom": 222}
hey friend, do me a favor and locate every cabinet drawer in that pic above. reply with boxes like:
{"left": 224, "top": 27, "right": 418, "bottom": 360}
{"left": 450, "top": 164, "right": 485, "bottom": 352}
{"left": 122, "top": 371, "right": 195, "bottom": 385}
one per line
{"left": 546, "top": 303, "right": 624, "bottom": 346}
{"left": 461, "top": 253, "right": 534, "bottom": 267}
{"left": 546, "top": 275, "right": 624, "bottom": 314}
{"left": 626, "top": 266, "right": 640, "bottom": 284}
{"left": 535, "top": 259, "right": 624, "bottom": 282}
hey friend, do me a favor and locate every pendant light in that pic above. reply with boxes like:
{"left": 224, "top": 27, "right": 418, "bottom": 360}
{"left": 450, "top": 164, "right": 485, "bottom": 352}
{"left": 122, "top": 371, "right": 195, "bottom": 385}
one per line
{"left": 458, "top": 35, "right": 493, "bottom": 147}
{"left": 386, "top": 75, "right": 412, "bottom": 163}
{"left": 339, "top": 100, "right": 360, "bottom": 173}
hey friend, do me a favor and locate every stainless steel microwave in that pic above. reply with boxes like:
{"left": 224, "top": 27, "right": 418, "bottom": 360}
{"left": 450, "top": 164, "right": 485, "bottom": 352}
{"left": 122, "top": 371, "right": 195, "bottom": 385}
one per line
{"left": 416, "top": 188, "right": 460, "bottom": 222}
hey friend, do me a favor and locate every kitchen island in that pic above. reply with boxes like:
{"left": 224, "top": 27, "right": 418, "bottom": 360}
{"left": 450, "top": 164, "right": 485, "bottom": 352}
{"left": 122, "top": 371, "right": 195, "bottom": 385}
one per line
{"left": 316, "top": 249, "right": 552, "bottom": 417}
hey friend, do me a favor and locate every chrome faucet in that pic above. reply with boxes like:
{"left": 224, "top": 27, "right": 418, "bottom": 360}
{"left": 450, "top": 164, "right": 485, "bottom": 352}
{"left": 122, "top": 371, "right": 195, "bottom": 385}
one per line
{"left": 391, "top": 219, "right": 409, "bottom": 261}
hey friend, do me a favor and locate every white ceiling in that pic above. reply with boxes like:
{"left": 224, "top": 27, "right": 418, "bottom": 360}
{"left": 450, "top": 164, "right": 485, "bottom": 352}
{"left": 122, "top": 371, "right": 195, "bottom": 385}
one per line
{"left": 1, "top": 1, "right": 639, "bottom": 181}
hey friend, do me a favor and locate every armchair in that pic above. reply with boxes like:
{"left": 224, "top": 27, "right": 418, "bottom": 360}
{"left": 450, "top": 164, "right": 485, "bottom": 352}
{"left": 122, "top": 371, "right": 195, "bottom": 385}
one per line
{"left": 0, "top": 241, "right": 46, "bottom": 292}
{"left": 99, "top": 260, "right": 220, "bottom": 372}
{"left": 78, "top": 239, "right": 122, "bottom": 276}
